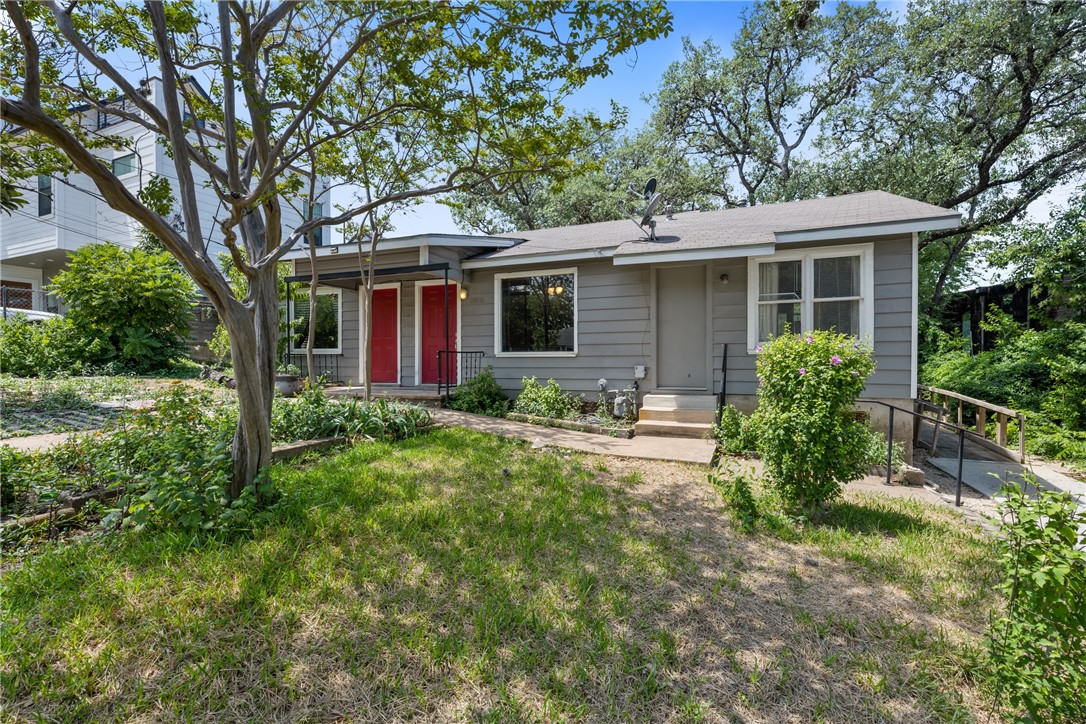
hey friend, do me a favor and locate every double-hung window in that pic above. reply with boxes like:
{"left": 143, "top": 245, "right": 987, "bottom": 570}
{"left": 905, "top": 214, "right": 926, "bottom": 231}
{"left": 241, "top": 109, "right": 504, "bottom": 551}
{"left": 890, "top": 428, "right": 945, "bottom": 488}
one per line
{"left": 748, "top": 244, "right": 873, "bottom": 351}
{"left": 494, "top": 268, "right": 577, "bottom": 355}
{"left": 288, "top": 289, "right": 342, "bottom": 354}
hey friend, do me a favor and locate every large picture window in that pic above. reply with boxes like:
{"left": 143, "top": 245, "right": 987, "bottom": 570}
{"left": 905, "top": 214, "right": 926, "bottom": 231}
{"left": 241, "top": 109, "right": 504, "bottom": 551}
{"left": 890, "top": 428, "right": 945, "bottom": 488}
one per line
{"left": 495, "top": 269, "right": 576, "bottom": 355}
{"left": 289, "top": 289, "right": 341, "bottom": 353}
{"left": 748, "top": 245, "right": 872, "bottom": 350}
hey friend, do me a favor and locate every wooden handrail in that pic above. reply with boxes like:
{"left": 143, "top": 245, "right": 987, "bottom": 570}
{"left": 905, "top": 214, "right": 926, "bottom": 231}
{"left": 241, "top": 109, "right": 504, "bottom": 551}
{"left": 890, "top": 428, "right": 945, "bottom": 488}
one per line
{"left": 917, "top": 385, "right": 1021, "bottom": 418}
{"left": 916, "top": 384, "right": 1026, "bottom": 462}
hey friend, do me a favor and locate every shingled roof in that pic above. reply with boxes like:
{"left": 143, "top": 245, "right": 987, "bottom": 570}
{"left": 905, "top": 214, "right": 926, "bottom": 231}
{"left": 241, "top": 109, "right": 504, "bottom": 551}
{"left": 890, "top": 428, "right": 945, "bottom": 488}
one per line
{"left": 466, "top": 191, "right": 960, "bottom": 265}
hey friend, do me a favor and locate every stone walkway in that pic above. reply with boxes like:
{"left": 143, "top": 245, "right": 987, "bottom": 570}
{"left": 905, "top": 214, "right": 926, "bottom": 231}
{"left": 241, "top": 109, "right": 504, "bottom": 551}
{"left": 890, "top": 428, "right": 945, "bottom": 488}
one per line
{"left": 431, "top": 409, "right": 717, "bottom": 465}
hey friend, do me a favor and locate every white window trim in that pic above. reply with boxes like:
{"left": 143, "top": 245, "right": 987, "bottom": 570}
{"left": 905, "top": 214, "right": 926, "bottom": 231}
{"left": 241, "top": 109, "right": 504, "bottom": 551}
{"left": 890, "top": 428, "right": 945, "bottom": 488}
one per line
{"left": 288, "top": 286, "right": 343, "bottom": 354}
{"left": 746, "top": 243, "right": 875, "bottom": 353}
{"left": 493, "top": 266, "right": 579, "bottom": 358}
{"left": 360, "top": 281, "right": 401, "bottom": 386}
{"left": 414, "top": 278, "right": 463, "bottom": 386}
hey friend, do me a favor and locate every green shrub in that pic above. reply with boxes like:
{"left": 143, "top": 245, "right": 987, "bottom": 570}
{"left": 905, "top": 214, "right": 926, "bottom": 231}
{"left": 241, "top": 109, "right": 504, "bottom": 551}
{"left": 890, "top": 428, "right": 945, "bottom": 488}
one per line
{"left": 448, "top": 367, "right": 508, "bottom": 417}
{"left": 513, "top": 376, "right": 578, "bottom": 419}
{"left": 987, "top": 480, "right": 1086, "bottom": 723}
{"left": 858, "top": 428, "right": 906, "bottom": 473}
{"left": 713, "top": 404, "right": 758, "bottom": 455}
{"left": 0, "top": 314, "right": 89, "bottom": 376}
{"left": 752, "top": 331, "right": 876, "bottom": 509}
{"left": 49, "top": 243, "right": 195, "bottom": 373}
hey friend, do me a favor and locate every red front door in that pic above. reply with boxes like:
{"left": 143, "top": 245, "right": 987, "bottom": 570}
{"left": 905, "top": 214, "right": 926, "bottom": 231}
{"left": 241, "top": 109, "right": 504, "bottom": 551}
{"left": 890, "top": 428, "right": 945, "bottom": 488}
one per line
{"left": 370, "top": 288, "right": 398, "bottom": 383}
{"left": 420, "top": 284, "right": 457, "bottom": 384}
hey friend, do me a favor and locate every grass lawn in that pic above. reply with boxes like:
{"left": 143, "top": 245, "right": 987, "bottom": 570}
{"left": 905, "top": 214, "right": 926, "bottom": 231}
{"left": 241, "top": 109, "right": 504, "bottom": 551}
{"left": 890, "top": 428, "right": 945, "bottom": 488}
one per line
{"left": 1, "top": 429, "right": 1001, "bottom": 722}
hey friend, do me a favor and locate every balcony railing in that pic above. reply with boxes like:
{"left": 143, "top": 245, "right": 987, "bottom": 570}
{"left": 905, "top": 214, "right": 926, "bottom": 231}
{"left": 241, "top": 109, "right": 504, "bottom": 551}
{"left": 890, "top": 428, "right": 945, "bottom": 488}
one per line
{"left": 284, "top": 353, "right": 345, "bottom": 383}
{"left": 436, "top": 350, "right": 485, "bottom": 398}
{"left": 1, "top": 287, "right": 62, "bottom": 319}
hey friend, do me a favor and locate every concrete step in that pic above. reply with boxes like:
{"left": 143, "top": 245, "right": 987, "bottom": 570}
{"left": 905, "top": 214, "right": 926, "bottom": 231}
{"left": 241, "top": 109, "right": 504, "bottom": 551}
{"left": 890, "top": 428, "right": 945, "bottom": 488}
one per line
{"left": 634, "top": 419, "right": 714, "bottom": 439}
{"left": 638, "top": 406, "right": 717, "bottom": 424}
{"left": 642, "top": 393, "right": 717, "bottom": 411}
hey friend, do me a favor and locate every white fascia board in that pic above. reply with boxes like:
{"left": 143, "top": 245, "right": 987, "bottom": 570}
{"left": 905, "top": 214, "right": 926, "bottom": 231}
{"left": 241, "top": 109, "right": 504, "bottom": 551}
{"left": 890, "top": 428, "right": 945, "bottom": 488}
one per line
{"left": 462, "top": 248, "right": 615, "bottom": 269}
{"left": 281, "top": 233, "right": 521, "bottom": 261}
{"left": 612, "top": 243, "right": 776, "bottom": 266}
{"left": 774, "top": 216, "right": 961, "bottom": 244}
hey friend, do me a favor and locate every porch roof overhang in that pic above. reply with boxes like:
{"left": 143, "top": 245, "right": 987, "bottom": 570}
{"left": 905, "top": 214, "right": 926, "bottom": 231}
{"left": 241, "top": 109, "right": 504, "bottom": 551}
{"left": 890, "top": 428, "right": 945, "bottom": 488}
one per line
{"left": 284, "top": 261, "right": 453, "bottom": 290}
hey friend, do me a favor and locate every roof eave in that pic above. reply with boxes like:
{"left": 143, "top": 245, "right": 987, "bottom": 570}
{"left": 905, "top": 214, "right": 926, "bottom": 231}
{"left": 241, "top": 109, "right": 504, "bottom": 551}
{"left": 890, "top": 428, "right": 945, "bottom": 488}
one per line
{"left": 774, "top": 215, "right": 961, "bottom": 244}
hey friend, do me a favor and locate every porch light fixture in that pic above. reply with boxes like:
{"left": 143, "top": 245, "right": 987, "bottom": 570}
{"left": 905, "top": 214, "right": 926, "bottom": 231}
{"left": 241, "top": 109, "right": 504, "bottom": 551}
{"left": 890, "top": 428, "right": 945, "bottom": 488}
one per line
{"left": 459, "top": 287, "right": 468, "bottom": 301}
{"left": 719, "top": 273, "right": 729, "bottom": 285}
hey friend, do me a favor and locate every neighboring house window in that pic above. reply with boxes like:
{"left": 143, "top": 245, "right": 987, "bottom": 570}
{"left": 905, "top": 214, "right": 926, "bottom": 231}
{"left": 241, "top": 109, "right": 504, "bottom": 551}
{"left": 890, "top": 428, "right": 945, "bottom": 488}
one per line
{"left": 495, "top": 268, "right": 577, "bottom": 355}
{"left": 748, "top": 244, "right": 873, "bottom": 350}
{"left": 309, "top": 202, "right": 324, "bottom": 246}
{"left": 289, "top": 289, "right": 341, "bottom": 353}
{"left": 112, "top": 153, "right": 136, "bottom": 177}
{"left": 36, "top": 175, "right": 52, "bottom": 216}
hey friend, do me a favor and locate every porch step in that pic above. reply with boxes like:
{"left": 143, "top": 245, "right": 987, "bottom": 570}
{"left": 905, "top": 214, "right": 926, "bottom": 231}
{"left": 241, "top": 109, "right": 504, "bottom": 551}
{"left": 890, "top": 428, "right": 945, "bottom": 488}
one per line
{"left": 642, "top": 394, "right": 717, "bottom": 411}
{"left": 633, "top": 419, "right": 714, "bottom": 439}
{"left": 638, "top": 406, "right": 717, "bottom": 424}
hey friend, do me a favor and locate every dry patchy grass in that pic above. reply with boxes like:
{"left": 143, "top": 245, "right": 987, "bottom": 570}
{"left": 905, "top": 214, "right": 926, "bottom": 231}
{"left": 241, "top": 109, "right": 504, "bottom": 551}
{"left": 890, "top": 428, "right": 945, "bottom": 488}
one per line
{"left": 0, "top": 429, "right": 1000, "bottom": 722}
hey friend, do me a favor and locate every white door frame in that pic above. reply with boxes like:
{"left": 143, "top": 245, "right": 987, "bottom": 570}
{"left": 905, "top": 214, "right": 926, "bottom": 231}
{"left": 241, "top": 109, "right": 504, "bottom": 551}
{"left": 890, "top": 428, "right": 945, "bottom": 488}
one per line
{"left": 359, "top": 281, "right": 401, "bottom": 386}
{"left": 414, "top": 278, "right": 463, "bottom": 386}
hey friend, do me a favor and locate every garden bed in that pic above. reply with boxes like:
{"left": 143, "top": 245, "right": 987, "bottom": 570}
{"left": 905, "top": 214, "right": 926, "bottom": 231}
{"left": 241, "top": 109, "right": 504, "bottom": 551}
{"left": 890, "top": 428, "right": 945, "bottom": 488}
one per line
{"left": 506, "top": 411, "right": 635, "bottom": 438}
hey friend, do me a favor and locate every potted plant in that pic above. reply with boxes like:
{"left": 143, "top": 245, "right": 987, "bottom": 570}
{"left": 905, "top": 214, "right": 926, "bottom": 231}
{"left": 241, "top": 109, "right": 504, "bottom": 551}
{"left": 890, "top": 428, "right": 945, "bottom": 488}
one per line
{"left": 275, "top": 362, "right": 303, "bottom": 396}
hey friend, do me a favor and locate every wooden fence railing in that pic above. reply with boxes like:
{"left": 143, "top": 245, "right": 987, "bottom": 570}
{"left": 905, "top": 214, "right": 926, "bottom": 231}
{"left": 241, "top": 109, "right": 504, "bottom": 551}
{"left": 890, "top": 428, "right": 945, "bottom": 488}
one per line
{"left": 916, "top": 384, "right": 1026, "bottom": 462}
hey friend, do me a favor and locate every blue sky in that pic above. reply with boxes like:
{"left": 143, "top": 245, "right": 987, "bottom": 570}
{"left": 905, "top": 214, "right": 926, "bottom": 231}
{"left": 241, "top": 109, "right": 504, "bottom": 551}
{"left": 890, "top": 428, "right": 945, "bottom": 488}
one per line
{"left": 381, "top": 1, "right": 756, "bottom": 237}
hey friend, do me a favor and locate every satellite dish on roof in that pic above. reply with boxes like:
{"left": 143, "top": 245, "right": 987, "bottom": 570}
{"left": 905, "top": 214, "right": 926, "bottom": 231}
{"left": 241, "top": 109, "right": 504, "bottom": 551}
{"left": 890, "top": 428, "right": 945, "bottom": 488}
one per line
{"left": 640, "top": 192, "right": 663, "bottom": 227}
{"left": 617, "top": 180, "right": 665, "bottom": 241}
{"left": 643, "top": 177, "right": 657, "bottom": 200}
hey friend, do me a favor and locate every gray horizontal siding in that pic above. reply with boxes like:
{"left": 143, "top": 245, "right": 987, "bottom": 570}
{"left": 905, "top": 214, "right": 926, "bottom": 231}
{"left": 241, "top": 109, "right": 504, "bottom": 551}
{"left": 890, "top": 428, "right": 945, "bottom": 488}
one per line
{"left": 462, "top": 260, "right": 651, "bottom": 396}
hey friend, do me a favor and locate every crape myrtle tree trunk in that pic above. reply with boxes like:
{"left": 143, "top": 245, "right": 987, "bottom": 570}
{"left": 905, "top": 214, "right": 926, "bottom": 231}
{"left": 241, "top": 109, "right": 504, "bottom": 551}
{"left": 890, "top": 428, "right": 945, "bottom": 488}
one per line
{"left": 1, "top": 1, "right": 672, "bottom": 496}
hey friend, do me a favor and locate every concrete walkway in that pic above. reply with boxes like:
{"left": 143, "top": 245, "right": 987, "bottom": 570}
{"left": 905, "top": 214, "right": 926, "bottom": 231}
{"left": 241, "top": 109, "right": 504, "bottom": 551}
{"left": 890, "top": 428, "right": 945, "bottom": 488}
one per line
{"left": 0, "top": 431, "right": 88, "bottom": 452}
{"left": 432, "top": 409, "right": 717, "bottom": 465}
{"left": 929, "top": 456, "right": 1085, "bottom": 508}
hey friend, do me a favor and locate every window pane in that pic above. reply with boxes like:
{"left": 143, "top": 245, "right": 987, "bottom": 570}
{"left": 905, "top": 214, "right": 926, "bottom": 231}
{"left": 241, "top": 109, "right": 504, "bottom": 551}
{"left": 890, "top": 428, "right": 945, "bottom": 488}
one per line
{"left": 814, "top": 300, "right": 859, "bottom": 336}
{"left": 758, "top": 260, "right": 801, "bottom": 301}
{"left": 292, "top": 293, "right": 339, "bottom": 350}
{"left": 112, "top": 154, "right": 136, "bottom": 176}
{"left": 500, "top": 273, "right": 575, "bottom": 352}
{"left": 37, "top": 175, "right": 51, "bottom": 216}
{"left": 814, "top": 256, "right": 859, "bottom": 298}
{"left": 758, "top": 302, "right": 801, "bottom": 342}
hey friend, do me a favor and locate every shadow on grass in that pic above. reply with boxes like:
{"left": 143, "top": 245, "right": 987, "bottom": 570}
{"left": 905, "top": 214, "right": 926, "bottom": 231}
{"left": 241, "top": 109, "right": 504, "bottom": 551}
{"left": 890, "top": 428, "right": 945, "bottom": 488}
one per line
{"left": 1, "top": 428, "right": 996, "bottom": 722}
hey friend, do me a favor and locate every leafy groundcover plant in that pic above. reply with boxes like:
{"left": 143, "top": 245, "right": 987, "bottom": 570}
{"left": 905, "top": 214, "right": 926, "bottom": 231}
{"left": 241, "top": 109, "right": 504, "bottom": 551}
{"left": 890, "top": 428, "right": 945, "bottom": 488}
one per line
{"left": 987, "top": 480, "right": 1086, "bottom": 723}
{"left": 513, "top": 376, "right": 579, "bottom": 420}
{"left": 752, "top": 330, "right": 876, "bottom": 509}
{"left": 447, "top": 368, "right": 509, "bottom": 417}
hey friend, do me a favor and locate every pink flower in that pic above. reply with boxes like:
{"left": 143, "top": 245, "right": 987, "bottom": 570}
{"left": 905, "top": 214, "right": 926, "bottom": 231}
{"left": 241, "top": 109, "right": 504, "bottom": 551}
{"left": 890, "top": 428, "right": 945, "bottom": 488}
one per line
{"left": 851, "top": 370, "right": 860, "bottom": 376}
{"left": 758, "top": 378, "right": 765, "bottom": 386}
{"left": 831, "top": 354, "right": 842, "bottom": 366}
{"left": 805, "top": 335, "right": 814, "bottom": 344}
{"left": 754, "top": 345, "right": 763, "bottom": 353}
{"left": 799, "top": 367, "right": 807, "bottom": 376}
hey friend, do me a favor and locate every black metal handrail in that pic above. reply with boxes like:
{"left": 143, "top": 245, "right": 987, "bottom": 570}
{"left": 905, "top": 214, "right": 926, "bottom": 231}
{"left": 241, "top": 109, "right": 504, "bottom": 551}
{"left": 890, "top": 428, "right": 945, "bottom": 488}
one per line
{"left": 715, "top": 343, "right": 729, "bottom": 425}
{"left": 285, "top": 353, "right": 343, "bottom": 383}
{"left": 859, "top": 398, "right": 972, "bottom": 507}
{"left": 436, "top": 350, "right": 485, "bottom": 399}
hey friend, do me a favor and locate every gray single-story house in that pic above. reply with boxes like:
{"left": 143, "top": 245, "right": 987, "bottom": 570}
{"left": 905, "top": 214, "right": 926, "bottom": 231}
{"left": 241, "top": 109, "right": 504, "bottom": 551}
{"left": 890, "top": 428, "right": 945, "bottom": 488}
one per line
{"left": 284, "top": 190, "right": 961, "bottom": 446}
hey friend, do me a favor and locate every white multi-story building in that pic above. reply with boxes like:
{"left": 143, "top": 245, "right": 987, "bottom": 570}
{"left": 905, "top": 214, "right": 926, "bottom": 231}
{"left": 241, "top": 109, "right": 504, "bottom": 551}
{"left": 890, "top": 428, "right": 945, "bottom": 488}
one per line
{"left": 0, "top": 77, "right": 329, "bottom": 314}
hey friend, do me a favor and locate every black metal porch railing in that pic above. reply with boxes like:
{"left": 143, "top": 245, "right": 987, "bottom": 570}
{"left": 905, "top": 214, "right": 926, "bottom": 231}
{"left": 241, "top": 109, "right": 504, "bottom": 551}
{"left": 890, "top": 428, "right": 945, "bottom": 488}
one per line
{"left": 860, "top": 398, "right": 972, "bottom": 507}
{"left": 1, "top": 287, "right": 62, "bottom": 319}
{"left": 436, "top": 350, "right": 485, "bottom": 399}
{"left": 285, "top": 353, "right": 343, "bottom": 383}
{"left": 715, "top": 343, "right": 729, "bottom": 425}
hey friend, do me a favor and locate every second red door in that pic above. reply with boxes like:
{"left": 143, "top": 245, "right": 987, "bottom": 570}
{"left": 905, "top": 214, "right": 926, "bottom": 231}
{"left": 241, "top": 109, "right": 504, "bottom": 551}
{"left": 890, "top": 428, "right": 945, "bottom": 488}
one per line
{"left": 420, "top": 284, "right": 457, "bottom": 384}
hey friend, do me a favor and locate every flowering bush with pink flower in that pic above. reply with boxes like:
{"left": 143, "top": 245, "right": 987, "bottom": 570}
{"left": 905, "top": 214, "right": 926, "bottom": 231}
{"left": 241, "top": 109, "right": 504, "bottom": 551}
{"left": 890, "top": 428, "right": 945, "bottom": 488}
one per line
{"left": 752, "top": 329, "right": 876, "bottom": 508}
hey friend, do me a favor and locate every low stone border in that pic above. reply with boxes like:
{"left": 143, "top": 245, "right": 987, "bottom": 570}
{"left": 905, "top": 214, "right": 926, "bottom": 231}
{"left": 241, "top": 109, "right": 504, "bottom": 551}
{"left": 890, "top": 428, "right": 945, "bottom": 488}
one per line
{"left": 505, "top": 412, "right": 635, "bottom": 439}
